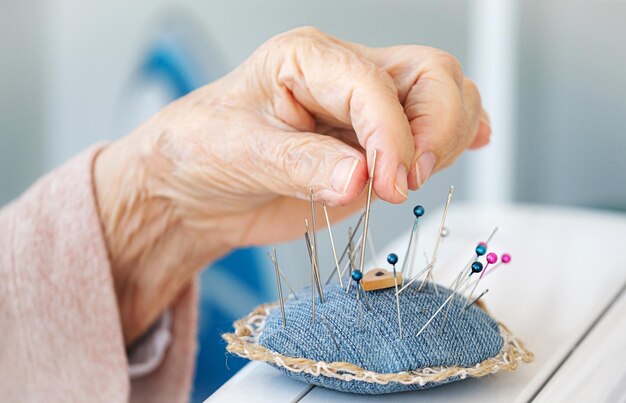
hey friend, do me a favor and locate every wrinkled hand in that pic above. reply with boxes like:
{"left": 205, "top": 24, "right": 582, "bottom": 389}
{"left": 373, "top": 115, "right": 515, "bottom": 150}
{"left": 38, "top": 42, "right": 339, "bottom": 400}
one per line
{"left": 94, "top": 27, "right": 490, "bottom": 344}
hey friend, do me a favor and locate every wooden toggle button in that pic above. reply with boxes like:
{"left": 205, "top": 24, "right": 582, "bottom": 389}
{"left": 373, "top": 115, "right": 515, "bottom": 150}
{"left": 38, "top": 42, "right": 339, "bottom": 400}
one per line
{"left": 361, "top": 268, "right": 403, "bottom": 291}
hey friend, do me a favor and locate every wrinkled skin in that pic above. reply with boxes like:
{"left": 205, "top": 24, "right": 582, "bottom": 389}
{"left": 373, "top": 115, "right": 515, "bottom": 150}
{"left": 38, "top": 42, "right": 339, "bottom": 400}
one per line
{"left": 94, "top": 27, "right": 491, "bottom": 344}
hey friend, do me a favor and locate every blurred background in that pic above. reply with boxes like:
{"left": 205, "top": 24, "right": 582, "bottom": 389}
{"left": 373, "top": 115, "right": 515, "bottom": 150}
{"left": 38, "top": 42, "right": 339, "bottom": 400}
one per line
{"left": 1, "top": 0, "right": 625, "bottom": 400}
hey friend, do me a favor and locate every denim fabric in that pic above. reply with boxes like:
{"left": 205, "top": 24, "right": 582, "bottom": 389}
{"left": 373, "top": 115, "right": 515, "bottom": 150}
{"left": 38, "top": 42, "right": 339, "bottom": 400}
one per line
{"left": 258, "top": 282, "right": 503, "bottom": 394}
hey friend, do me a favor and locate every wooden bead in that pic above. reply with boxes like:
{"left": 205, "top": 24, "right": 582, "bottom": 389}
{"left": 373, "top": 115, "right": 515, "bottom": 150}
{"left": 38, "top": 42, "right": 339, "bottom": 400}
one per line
{"left": 361, "top": 268, "right": 403, "bottom": 291}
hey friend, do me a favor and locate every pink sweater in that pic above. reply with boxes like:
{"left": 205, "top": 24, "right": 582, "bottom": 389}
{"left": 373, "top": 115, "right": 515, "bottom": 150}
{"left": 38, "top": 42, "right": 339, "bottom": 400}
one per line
{"left": 0, "top": 146, "right": 197, "bottom": 402}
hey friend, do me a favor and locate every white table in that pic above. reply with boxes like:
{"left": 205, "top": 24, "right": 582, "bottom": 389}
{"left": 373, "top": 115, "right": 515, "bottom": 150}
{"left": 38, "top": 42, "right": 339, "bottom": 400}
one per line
{"left": 207, "top": 204, "right": 626, "bottom": 402}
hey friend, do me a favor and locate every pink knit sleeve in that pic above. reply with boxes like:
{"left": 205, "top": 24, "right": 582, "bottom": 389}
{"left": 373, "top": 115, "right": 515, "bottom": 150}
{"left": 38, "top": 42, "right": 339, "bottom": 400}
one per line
{"left": 0, "top": 146, "right": 198, "bottom": 402}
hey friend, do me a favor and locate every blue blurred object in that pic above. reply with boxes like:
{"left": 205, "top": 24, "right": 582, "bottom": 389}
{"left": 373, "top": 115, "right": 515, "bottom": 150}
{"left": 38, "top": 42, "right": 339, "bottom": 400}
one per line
{"left": 193, "top": 247, "right": 273, "bottom": 400}
{"left": 140, "top": 32, "right": 204, "bottom": 97}
{"left": 134, "top": 22, "right": 275, "bottom": 401}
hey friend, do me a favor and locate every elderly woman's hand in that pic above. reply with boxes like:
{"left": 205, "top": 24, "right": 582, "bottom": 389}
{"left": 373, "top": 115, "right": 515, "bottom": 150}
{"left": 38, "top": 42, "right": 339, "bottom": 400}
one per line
{"left": 94, "top": 27, "right": 490, "bottom": 344}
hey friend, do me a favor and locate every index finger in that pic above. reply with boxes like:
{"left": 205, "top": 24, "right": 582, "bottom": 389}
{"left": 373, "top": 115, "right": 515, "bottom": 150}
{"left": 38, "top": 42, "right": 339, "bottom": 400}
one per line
{"left": 267, "top": 27, "right": 415, "bottom": 203}
{"left": 340, "top": 42, "right": 488, "bottom": 189}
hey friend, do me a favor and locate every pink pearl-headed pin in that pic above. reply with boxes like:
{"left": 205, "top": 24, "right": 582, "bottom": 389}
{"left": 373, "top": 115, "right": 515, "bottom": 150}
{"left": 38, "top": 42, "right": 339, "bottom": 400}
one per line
{"left": 479, "top": 253, "right": 498, "bottom": 279}
{"left": 501, "top": 253, "right": 511, "bottom": 264}
{"left": 486, "top": 252, "right": 498, "bottom": 264}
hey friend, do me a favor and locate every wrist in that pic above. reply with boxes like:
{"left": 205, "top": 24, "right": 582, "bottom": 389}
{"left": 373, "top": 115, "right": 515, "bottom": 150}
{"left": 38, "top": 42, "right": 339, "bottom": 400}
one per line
{"left": 94, "top": 129, "right": 228, "bottom": 344}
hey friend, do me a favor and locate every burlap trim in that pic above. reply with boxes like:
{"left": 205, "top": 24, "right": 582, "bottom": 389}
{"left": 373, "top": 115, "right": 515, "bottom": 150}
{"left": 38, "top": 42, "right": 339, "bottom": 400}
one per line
{"left": 223, "top": 303, "right": 534, "bottom": 386}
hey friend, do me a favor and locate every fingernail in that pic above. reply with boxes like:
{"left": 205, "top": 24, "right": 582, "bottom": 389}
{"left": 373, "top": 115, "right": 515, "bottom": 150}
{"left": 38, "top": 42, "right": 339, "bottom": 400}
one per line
{"left": 415, "top": 159, "right": 422, "bottom": 188}
{"left": 417, "top": 152, "right": 436, "bottom": 187}
{"left": 331, "top": 157, "right": 359, "bottom": 194}
{"left": 394, "top": 165, "right": 408, "bottom": 199}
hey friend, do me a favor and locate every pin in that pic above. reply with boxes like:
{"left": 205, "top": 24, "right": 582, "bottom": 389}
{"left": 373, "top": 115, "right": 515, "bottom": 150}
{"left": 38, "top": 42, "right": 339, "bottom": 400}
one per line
{"left": 267, "top": 251, "right": 298, "bottom": 300}
{"left": 396, "top": 246, "right": 431, "bottom": 295}
{"left": 345, "top": 227, "right": 359, "bottom": 294}
{"left": 484, "top": 253, "right": 498, "bottom": 277}
{"left": 416, "top": 261, "right": 483, "bottom": 337}
{"left": 415, "top": 205, "right": 426, "bottom": 216}
{"left": 425, "top": 268, "right": 438, "bottom": 295}
{"left": 324, "top": 212, "right": 365, "bottom": 285}
{"left": 442, "top": 241, "right": 489, "bottom": 329}
{"left": 432, "top": 261, "right": 483, "bottom": 332}
{"left": 396, "top": 262, "right": 433, "bottom": 295}
{"left": 358, "top": 149, "right": 377, "bottom": 278}
{"left": 476, "top": 243, "right": 487, "bottom": 256}
{"left": 350, "top": 269, "right": 365, "bottom": 302}
{"left": 418, "top": 186, "right": 454, "bottom": 293}
{"left": 358, "top": 296, "right": 365, "bottom": 333}
{"left": 323, "top": 202, "right": 344, "bottom": 289}
{"left": 471, "top": 261, "right": 484, "bottom": 273}
{"left": 464, "top": 289, "right": 489, "bottom": 311}
{"left": 321, "top": 315, "right": 340, "bottom": 351}
{"left": 308, "top": 235, "right": 326, "bottom": 303}
{"left": 348, "top": 226, "right": 356, "bottom": 272}
{"left": 305, "top": 220, "right": 324, "bottom": 302}
{"left": 387, "top": 253, "right": 403, "bottom": 339}
{"left": 490, "top": 252, "right": 511, "bottom": 271}
{"left": 343, "top": 228, "right": 360, "bottom": 279}
{"left": 271, "top": 246, "right": 286, "bottom": 328}
{"left": 309, "top": 235, "right": 316, "bottom": 324}
{"left": 465, "top": 253, "right": 497, "bottom": 307}
{"left": 367, "top": 231, "right": 379, "bottom": 268}
{"left": 351, "top": 269, "right": 366, "bottom": 331}
{"left": 480, "top": 252, "right": 511, "bottom": 280}
{"left": 400, "top": 205, "right": 425, "bottom": 286}
{"left": 450, "top": 227, "right": 497, "bottom": 290}
{"left": 485, "top": 227, "right": 499, "bottom": 245}
{"left": 359, "top": 280, "right": 371, "bottom": 310}
{"left": 351, "top": 269, "right": 363, "bottom": 286}
{"left": 309, "top": 189, "right": 321, "bottom": 286}
{"left": 441, "top": 246, "right": 489, "bottom": 332}
{"left": 430, "top": 187, "right": 454, "bottom": 266}
{"left": 304, "top": 224, "right": 325, "bottom": 303}
{"left": 450, "top": 242, "right": 488, "bottom": 291}
{"left": 440, "top": 227, "right": 449, "bottom": 238}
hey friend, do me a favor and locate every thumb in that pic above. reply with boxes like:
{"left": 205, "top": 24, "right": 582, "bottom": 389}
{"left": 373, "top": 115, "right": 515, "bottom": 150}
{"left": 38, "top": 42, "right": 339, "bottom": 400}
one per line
{"left": 252, "top": 130, "right": 368, "bottom": 205}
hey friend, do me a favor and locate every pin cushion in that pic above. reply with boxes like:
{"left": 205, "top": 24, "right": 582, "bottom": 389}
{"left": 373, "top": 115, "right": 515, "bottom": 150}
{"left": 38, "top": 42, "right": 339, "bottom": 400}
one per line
{"left": 223, "top": 184, "right": 534, "bottom": 395}
{"left": 223, "top": 281, "right": 533, "bottom": 394}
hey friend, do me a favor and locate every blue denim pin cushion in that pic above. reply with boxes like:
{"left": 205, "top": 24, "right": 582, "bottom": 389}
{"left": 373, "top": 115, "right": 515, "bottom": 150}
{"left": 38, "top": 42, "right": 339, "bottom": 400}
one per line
{"left": 255, "top": 282, "right": 504, "bottom": 394}
{"left": 224, "top": 280, "right": 534, "bottom": 395}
